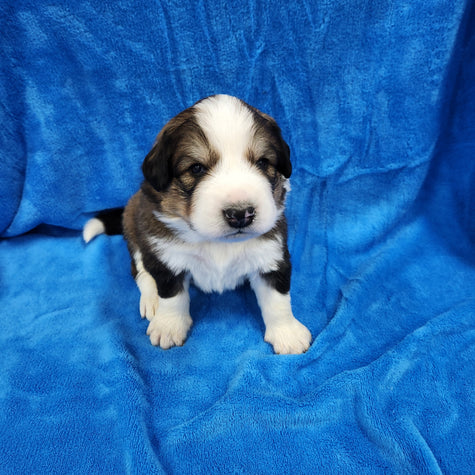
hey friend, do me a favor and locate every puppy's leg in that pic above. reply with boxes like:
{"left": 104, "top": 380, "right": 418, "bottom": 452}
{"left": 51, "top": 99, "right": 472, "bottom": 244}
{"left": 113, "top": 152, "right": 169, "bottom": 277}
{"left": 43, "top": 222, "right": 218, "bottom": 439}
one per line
{"left": 133, "top": 251, "right": 192, "bottom": 349}
{"left": 250, "top": 273, "right": 311, "bottom": 355}
{"left": 133, "top": 252, "right": 159, "bottom": 321}
{"left": 146, "top": 284, "right": 192, "bottom": 350}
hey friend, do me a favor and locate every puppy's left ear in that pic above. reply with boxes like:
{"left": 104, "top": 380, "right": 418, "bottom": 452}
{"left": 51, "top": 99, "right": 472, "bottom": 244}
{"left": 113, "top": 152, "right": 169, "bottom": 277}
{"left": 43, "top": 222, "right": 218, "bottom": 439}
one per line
{"left": 266, "top": 118, "right": 292, "bottom": 179}
{"left": 276, "top": 134, "right": 292, "bottom": 179}
{"left": 252, "top": 107, "right": 292, "bottom": 178}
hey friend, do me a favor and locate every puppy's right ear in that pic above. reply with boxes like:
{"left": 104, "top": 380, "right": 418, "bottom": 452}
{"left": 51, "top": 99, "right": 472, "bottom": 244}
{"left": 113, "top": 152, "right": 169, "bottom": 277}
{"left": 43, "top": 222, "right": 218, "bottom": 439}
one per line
{"left": 141, "top": 129, "right": 174, "bottom": 191}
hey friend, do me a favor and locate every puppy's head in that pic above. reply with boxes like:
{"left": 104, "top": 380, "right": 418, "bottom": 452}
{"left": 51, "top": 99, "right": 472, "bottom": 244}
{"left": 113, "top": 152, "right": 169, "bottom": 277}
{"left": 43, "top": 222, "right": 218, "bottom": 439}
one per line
{"left": 142, "top": 94, "right": 291, "bottom": 242}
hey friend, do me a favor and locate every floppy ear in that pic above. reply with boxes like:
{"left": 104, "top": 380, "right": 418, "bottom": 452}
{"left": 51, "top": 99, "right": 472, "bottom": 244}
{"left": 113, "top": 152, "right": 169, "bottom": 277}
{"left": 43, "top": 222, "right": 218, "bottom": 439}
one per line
{"left": 141, "top": 129, "right": 174, "bottom": 191}
{"left": 275, "top": 134, "right": 292, "bottom": 179}
{"left": 265, "top": 116, "right": 292, "bottom": 179}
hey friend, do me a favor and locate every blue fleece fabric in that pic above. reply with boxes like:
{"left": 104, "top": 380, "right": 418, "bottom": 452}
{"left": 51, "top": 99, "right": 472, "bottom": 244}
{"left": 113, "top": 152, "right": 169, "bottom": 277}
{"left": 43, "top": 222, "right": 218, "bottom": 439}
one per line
{"left": 1, "top": 1, "right": 474, "bottom": 473}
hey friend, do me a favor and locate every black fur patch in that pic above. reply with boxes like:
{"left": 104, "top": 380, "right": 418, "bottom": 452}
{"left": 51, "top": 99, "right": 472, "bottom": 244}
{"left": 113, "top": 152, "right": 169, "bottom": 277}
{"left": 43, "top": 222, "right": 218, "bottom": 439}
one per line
{"left": 260, "top": 246, "right": 291, "bottom": 294}
{"left": 141, "top": 136, "right": 174, "bottom": 192}
{"left": 96, "top": 208, "right": 124, "bottom": 235}
{"left": 259, "top": 217, "right": 291, "bottom": 294}
{"left": 142, "top": 250, "right": 186, "bottom": 299}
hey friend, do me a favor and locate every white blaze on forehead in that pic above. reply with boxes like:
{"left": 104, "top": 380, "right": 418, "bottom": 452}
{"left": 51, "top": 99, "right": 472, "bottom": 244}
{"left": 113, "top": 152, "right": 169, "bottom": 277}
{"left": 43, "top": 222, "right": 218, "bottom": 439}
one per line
{"left": 193, "top": 95, "right": 263, "bottom": 163}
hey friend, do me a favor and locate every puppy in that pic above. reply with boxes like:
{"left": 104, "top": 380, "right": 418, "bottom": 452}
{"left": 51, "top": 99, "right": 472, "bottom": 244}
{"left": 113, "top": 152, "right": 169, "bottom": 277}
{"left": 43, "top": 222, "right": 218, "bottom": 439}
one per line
{"left": 83, "top": 94, "right": 311, "bottom": 354}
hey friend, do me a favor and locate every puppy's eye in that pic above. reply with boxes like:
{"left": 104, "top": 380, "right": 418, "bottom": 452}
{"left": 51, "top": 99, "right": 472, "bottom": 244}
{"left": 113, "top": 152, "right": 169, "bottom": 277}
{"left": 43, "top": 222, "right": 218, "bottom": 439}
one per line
{"left": 189, "top": 163, "right": 207, "bottom": 176}
{"left": 256, "top": 157, "right": 270, "bottom": 171}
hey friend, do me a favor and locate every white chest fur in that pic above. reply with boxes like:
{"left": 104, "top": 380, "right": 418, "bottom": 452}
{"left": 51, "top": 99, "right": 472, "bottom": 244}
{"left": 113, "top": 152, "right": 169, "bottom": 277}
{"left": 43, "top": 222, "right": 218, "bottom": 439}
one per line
{"left": 148, "top": 236, "right": 283, "bottom": 293}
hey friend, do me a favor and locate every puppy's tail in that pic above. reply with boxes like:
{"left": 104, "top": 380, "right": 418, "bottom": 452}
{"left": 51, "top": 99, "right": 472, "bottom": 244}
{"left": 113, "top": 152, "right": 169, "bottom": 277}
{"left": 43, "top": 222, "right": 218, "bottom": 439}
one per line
{"left": 83, "top": 208, "right": 124, "bottom": 243}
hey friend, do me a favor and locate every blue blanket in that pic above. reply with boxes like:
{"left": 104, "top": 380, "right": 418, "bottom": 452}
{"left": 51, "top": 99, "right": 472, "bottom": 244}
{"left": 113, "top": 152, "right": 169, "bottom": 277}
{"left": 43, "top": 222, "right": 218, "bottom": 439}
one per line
{"left": 1, "top": 1, "right": 474, "bottom": 473}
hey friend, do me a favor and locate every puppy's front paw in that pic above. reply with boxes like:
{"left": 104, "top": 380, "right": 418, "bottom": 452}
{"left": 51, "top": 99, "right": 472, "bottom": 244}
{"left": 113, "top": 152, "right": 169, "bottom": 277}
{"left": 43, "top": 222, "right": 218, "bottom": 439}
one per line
{"left": 146, "top": 312, "right": 193, "bottom": 350}
{"left": 265, "top": 317, "right": 312, "bottom": 355}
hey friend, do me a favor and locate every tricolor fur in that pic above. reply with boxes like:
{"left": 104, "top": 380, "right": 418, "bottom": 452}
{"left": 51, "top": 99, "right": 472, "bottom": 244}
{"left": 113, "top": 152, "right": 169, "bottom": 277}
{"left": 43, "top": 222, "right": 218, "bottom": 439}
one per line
{"left": 84, "top": 95, "right": 311, "bottom": 354}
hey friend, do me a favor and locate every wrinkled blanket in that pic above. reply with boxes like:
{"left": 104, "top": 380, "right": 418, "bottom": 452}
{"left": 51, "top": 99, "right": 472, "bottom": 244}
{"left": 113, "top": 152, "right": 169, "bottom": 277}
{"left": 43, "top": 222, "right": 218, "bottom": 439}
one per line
{"left": 1, "top": 1, "right": 474, "bottom": 473}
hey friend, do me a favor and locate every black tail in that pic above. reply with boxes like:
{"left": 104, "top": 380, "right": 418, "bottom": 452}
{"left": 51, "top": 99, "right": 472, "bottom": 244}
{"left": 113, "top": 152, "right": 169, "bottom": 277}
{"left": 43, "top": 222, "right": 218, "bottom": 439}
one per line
{"left": 83, "top": 207, "right": 124, "bottom": 243}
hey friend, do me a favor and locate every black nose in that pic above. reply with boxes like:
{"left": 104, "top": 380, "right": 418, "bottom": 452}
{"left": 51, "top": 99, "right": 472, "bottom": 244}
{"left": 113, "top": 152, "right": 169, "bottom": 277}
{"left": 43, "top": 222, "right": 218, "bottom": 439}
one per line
{"left": 223, "top": 206, "right": 256, "bottom": 229}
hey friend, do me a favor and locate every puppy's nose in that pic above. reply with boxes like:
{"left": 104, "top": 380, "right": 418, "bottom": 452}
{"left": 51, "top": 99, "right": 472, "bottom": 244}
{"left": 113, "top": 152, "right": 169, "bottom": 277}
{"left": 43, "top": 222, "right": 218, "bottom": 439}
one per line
{"left": 223, "top": 206, "right": 255, "bottom": 228}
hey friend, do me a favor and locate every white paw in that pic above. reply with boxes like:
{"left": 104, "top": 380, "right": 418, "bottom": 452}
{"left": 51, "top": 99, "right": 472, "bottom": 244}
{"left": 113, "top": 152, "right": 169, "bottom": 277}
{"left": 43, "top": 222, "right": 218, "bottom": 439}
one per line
{"left": 265, "top": 318, "right": 312, "bottom": 355}
{"left": 140, "top": 293, "right": 159, "bottom": 321}
{"left": 146, "top": 312, "right": 193, "bottom": 350}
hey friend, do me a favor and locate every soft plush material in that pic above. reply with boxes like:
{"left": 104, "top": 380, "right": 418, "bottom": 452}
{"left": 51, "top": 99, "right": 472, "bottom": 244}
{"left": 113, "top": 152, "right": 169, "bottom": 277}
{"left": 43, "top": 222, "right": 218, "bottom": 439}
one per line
{"left": 1, "top": 1, "right": 474, "bottom": 473}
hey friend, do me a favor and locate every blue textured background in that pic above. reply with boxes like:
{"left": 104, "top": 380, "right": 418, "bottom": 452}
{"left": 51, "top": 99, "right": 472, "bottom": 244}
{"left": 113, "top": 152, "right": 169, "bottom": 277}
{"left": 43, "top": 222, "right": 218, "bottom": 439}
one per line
{"left": 1, "top": 1, "right": 474, "bottom": 473}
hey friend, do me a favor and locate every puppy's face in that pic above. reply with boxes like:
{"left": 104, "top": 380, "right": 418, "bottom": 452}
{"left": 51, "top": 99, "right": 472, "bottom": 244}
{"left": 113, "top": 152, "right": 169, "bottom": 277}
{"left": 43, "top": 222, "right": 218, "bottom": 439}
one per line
{"left": 142, "top": 95, "right": 291, "bottom": 242}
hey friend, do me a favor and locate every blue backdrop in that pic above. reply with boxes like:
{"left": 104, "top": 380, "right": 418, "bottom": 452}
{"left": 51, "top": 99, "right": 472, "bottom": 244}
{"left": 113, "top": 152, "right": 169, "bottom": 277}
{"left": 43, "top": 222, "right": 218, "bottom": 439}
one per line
{"left": 1, "top": 1, "right": 474, "bottom": 473}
